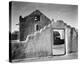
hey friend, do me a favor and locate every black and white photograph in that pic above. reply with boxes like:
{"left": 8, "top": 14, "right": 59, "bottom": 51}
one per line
{"left": 9, "top": 1, "right": 78, "bottom": 62}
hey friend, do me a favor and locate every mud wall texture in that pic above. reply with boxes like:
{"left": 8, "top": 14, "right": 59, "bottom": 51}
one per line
{"left": 19, "top": 10, "right": 51, "bottom": 41}
{"left": 21, "top": 20, "right": 78, "bottom": 58}
{"left": 12, "top": 20, "right": 78, "bottom": 59}
{"left": 70, "top": 28, "right": 78, "bottom": 53}
{"left": 24, "top": 28, "right": 52, "bottom": 58}
{"left": 51, "top": 20, "right": 78, "bottom": 54}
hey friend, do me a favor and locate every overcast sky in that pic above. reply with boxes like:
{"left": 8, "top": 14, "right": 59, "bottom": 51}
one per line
{"left": 11, "top": 1, "right": 78, "bottom": 32}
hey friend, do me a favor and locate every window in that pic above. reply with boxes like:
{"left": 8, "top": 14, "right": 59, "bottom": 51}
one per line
{"left": 35, "top": 24, "right": 39, "bottom": 31}
{"left": 34, "top": 15, "right": 40, "bottom": 21}
{"left": 36, "top": 24, "right": 39, "bottom": 31}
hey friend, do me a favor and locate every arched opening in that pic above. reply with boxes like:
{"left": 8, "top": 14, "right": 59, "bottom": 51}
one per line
{"left": 52, "top": 29, "right": 66, "bottom": 56}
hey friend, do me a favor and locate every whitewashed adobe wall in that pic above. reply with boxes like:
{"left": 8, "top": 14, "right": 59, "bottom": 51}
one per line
{"left": 71, "top": 28, "right": 78, "bottom": 53}
{"left": 51, "top": 20, "right": 78, "bottom": 54}
{"left": 22, "top": 20, "right": 78, "bottom": 58}
{"left": 24, "top": 27, "right": 52, "bottom": 58}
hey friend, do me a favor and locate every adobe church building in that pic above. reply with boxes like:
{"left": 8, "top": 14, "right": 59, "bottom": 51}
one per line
{"left": 18, "top": 10, "right": 78, "bottom": 58}
{"left": 19, "top": 10, "right": 51, "bottom": 41}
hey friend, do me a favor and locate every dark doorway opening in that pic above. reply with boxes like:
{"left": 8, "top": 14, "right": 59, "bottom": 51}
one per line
{"left": 53, "top": 31, "right": 64, "bottom": 45}
{"left": 52, "top": 29, "right": 66, "bottom": 55}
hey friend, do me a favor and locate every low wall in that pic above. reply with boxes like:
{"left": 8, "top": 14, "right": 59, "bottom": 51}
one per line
{"left": 24, "top": 27, "right": 52, "bottom": 58}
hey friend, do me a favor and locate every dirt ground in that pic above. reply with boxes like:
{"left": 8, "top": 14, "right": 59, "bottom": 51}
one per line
{"left": 12, "top": 52, "right": 78, "bottom": 62}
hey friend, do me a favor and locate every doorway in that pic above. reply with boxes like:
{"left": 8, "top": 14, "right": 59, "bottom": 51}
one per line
{"left": 52, "top": 29, "right": 66, "bottom": 55}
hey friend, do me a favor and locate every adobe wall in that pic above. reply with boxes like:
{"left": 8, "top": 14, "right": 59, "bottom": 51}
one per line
{"left": 51, "top": 20, "right": 77, "bottom": 54}
{"left": 24, "top": 27, "right": 52, "bottom": 58}
{"left": 21, "top": 20, "right": 77, "bottom": 58}
{"left": 23, "top": 20, "right": 71, "bottom": 58}
{"left": 70, "top": 28, "right": 78, "bottom": 53}
{"left": 19, "top": 14, "right": 51, "bottom": 41}
{"left": 52, "top": 20, "right": 78, "bottom": 54}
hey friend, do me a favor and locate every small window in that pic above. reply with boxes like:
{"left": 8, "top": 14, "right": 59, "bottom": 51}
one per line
{"left": 35, "top": 24, "right": 39, "bottom": 31}
{"left": 36, "top": 25, "right": 39, "bottom": 31}
{"left": 34, "top": 15, "right": 40, "bottom": 21}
